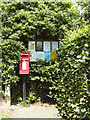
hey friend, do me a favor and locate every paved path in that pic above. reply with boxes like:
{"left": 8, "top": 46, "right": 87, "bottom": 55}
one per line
{"left": 10, "top": 103, "right": 61, "bottom": 118}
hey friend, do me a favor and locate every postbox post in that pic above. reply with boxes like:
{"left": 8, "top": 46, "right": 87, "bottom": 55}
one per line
{"left": 23, "top": 75, "right": 26, "bottom": 107}
{"left": 19, "top": 51, "right": 29, "bottom": 107}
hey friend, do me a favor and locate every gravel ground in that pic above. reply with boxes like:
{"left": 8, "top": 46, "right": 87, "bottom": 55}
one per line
{"left": 0, "top": 102, "right": 61, "bottom": 118}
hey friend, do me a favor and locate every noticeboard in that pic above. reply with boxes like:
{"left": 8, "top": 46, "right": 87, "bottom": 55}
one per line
{"left": 28, "top": 40, "right": 61, "bottom": 62}
{"left": 29, "top": 51, "right": 60, "bottom": 62}
{"left": 52, "top": 41, "right": 58, "bottom": 51}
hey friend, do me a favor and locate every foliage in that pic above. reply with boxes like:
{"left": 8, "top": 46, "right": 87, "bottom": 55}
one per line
{"left": 17, "top": 97, "right": 23, "bottom": 104}
{"left": 1, "top": 1, "right": 89, "bottom": 119}
{"left": 77, "top": 0, "right": 90, "bottom": 21}
{"left": 11, "top": 78, "right": 38, "bottom": 105}
{"left": 1, "top": 1, "right": 81, "bottom": 102}
{"left": 17, "top": 92, "right": 37, "bottom": 106}
{"left": 26, "top": 22, "right": 90, "bottom": 119}
{"left": 2, "top": 39, "right": 26, "bottom": 84}
{"left": 26, "top": 91, "right": 36, "bottom": 105}
{"left": 54, "top": 23, "right": 90, "bottom": 119}
{"left": 1, "top": 1, "right": 80, "bottom": 43}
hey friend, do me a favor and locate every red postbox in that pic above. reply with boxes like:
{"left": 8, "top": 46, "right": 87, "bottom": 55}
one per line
{"left": 19, "top": 51, "right": 29, "bottom": 74}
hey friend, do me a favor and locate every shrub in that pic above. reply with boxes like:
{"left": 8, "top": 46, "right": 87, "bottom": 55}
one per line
{"left": 54, "top": 22, "right": 90, "bottom": 119}
{"left": 2, "top": 39, "right": 26, "bottom": 85}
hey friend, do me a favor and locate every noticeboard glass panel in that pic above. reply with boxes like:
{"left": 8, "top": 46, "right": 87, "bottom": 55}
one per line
{"left": 28, "top": 41, "right": 35, "bottom": 51}
{"left": 44, "top": 52, "right": 50, "bottom": 61}
{"left": 52, "top": 41, "right": 58, "bottom": 51}
{"left": 36, "top": 41, "right": 43, "bottom": 51}
{"left": 43, "top": 41, "right": 50, "bottom": 51}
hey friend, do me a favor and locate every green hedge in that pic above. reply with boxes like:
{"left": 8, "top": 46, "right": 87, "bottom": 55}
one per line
{"left": 54, "top": 23, "right": 90, "bottom": 119}
{"left": 11, "top": 23, "right": 90, "bottom": 119}
{"left": 1, "top": 1, "right": 90, "bottom": 119}
{"left": 27, "top": 23, "right": 90, "bottom": 119}
{"left": 2, "top": 39, "right": 26, "bottom": 84}
{"left": 1, "top": 1, "right": 80, "bottom": 85}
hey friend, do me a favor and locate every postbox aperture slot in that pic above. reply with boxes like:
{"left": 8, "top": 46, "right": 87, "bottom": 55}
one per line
{"left": 21, "top": 58, "right": 29, "bottom": 60}
{"left": 22, "top": 54, "right": 28, "bottom": 56}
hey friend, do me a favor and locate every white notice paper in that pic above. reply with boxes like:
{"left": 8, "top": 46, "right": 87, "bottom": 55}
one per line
{"left": 52, "top": 41, "right": 58, "bottom": 51}
{"left": 36, "top": 52, "right": 45, "bottom": 61}
{"left": 29, "top": 51, "right": 36, "bottom": 62}
{"left": 43, "top": 41, "right": 50, "bottom": 51}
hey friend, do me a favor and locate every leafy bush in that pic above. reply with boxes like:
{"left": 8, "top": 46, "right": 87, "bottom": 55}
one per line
{"left": 1, "top": 1, "right": 80, "bottom": 101}
{"left": 54, "top": 23, "right": 90, "bottom": 119}
{"left": 1, "top": 2, "right": 80, "bottom": 42}
{"left": 17, "top": 97, "right": 23, "bottom": 105}
{"left": 28, "top": 22, "right": 89, "bottom": 119}
{"left": 26, "top": 91, "right": 36, "bottom": 105}
{"left": 1, "top": 2, "right": 89, "bottom": 119}
{"left": 17, "top": 91, "right": 37, "bottom": 106}
{"left": 29, "top": 61, "right": 60, "bottom": 102}
{"left": 2, "top": 39, "right": 26, "bottom": 85}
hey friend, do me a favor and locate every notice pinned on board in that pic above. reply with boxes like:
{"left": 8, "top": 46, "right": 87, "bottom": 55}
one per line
{"left": 29, "top": 51, "right": 36, "bottom": 62}
{"left": 52, "top": 41, "right": 58, "bottom": 51}
{"left": 50, "top": 51, "right": 57, "bottom": 61}
{"left": 28, "top": 41, "right": 35, "bottom": 51}
{"left": 36, "top": 41, "right": 43, "bottom": 51}
{"left": 57, "top": 51, "right": 61, "bottom": 60}
{"left": 43, "top": 41, "right": 50, "bottom": 51}
{"left": 44, "top": 52, "right": 50, "bottom": 61}
{"left": 36, "top": 51, "right": 45, "bottom": 61}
